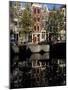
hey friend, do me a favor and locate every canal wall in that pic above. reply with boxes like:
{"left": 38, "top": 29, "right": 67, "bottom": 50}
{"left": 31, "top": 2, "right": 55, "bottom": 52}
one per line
{"left": 50, "top": 42, "right": 66, "bottom": 58}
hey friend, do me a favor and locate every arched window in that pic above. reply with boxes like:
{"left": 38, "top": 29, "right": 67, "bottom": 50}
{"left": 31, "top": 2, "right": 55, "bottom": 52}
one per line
{"left": 42, "top": 32, "right": 45, "bottom": 39}
{"left": 34, "top": 26, "right": 36, "bottom": 31}
{"left": 34, "top": 8, "right": 36, "bottom": 14}
{"left": 37, "top": 26, "right": 39, "bottom": 31}
{"left": 37, "top": 9, "right": 40, "bottom": 13}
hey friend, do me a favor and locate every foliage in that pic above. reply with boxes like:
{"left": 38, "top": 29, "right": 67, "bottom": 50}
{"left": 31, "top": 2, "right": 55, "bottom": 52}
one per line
{"left": 21, "top": 4, "right": 33, "bottom": 33}
{"left": 46, "top": 6, "right": 65, "bottom": 39}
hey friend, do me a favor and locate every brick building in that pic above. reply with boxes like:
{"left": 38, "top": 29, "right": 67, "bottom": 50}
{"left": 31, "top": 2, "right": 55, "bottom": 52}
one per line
{"left": 32, "top": 4, "right": 48, "bottom": 44}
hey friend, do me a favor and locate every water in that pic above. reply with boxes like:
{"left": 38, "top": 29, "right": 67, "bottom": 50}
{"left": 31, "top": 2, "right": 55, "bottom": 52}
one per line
{"left": 10, "top": 52, "right": 66, "bottom": 89}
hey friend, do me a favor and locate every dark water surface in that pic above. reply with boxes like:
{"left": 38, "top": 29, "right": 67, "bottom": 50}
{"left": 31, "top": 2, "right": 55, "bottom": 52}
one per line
{"left": 10, "top": 52, "right": 66, "bottom": 89}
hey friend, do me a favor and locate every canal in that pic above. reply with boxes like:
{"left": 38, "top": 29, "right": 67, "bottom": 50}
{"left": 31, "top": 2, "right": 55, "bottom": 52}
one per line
{"left": 10, "top": 50, "right": 66, "bottom": 89}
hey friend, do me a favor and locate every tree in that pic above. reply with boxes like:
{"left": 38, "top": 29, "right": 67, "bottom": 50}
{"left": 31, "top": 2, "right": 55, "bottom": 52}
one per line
{"left": 21, "top": 3, "right": 33, "bottom": 33}
{"left": 46, "top": 6, "right": 65, "bottom": 42}
{"left": 19, "top": 3, "right": 33, "bottom": 43}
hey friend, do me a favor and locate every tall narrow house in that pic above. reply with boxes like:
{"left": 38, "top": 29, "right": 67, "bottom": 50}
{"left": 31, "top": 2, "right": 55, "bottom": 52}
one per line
{"left": 32, "top": 3, "right": 47, "bottom": 44}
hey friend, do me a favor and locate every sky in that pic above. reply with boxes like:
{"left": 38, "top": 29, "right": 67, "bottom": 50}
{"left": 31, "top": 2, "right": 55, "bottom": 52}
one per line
{"left": 22, "top": 2, "right": 64, "bottom": 10}
{"left": 12, "top": 1, "right": 65, "bottom": 10}
{"left": 45, "top": 3, "right": 63, "bottom": 10}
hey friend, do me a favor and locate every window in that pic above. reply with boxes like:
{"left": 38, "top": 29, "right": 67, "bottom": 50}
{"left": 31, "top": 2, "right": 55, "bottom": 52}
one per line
{"left": 34, "top": 26, "right": 36, "bottom": 31}
{"left": 33, "top": 60, "right": 36, "bottom": 66}
{"left": 37, "top": 34, "right": 40, "bottom": 37}
{"left": 33, "top": 35, "right": 36, "bottom": 43}
{"left": 37, "top": 34, "right": 40, "bottom": 42}
{"left": 34, "top": 8, "right": 36, "bottom": 14}
{"left": 42, "top": 32, "right": 45, "bottom": 39}
{"left": 37, "top": 9, "right": 40, "bottom": 13}
{"left": 37, "top": 26, "right": 39, "bottom": 31}
{"left": 37, "top": 61, "right": 40, "bottom": 66}
{"left": 19, "top": 12, "right": 22, "bottom": 16}
{"left": 14, "top": 21, "right": 17, "bottom": 25}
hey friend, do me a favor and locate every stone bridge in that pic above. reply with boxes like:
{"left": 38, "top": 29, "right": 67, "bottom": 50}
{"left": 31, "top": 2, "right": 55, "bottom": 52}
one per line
{"left": 26, "top": 44, "right": 50, "bottom": 53}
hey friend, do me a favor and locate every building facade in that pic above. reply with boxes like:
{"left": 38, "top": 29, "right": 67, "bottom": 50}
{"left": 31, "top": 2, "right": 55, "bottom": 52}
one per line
{"left": 10, "top": 2, "right": 49, "bottom": 45}
{"left": 31, "top": 4, "right": 48, "bottom": 44}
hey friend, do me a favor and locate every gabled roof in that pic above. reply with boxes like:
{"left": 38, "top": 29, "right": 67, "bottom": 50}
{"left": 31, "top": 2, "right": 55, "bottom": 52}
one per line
{"left": 32, "top": 3, "right": 42, "bottom": 8}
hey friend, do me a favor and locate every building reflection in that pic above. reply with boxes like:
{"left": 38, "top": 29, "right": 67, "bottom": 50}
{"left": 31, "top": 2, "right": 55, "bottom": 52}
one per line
{"left": 30, "top": 53, "right": 49, "bottom": 87}
{"left": 10, "top": 53, "right": 66, "bottom": 88}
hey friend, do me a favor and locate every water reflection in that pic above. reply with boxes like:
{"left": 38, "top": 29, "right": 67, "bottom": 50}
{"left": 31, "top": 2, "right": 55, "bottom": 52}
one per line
{"left": 10, "top": 53, "right": 66, "bottom": 88}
